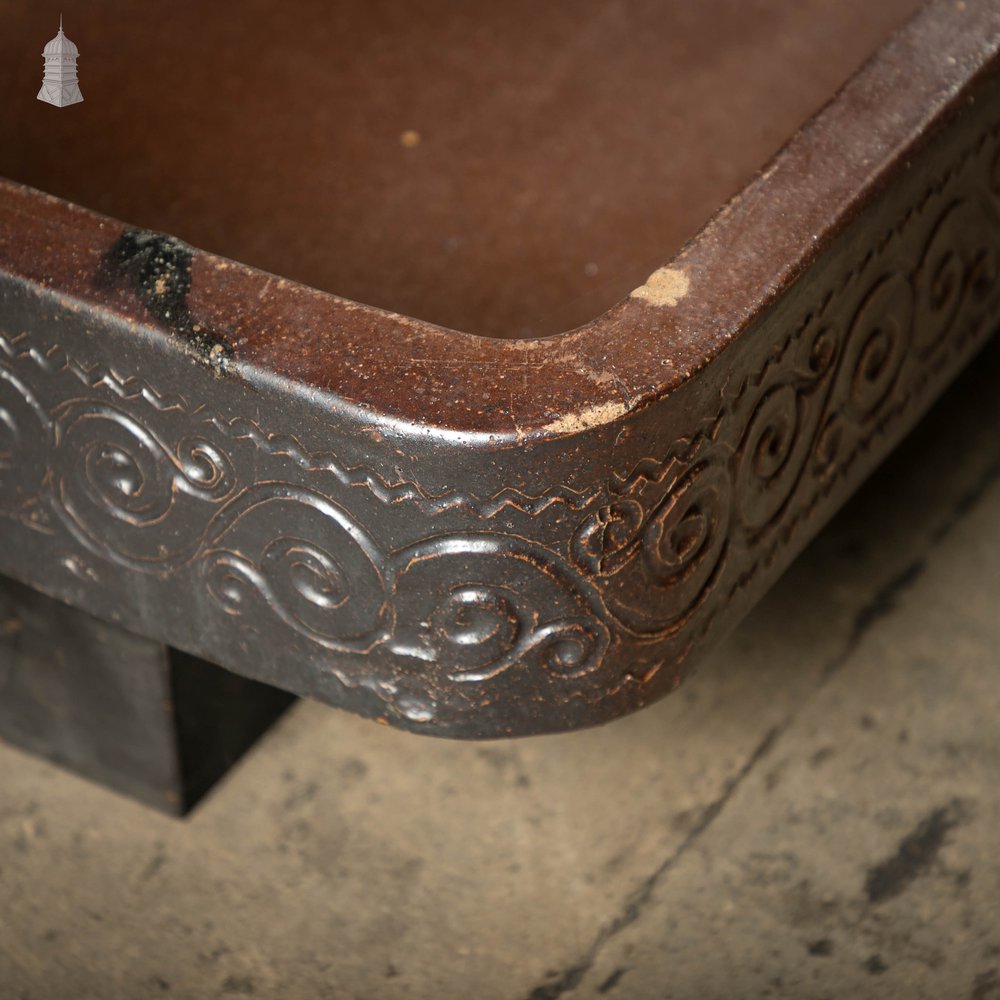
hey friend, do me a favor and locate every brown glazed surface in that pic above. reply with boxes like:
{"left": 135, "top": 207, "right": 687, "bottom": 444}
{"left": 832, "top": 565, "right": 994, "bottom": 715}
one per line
{"left": 2, "top": 0, "right": 1000, "bottom": 737}
{"left": 0, "top": 0, "right": 919, "bottom": 337}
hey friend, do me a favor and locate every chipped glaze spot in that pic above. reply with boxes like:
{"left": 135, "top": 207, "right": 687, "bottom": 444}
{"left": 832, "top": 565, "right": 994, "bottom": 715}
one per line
{"left": 631, "top": 266, "right": 690, "bottom": 307}
{"left": 540, "top": 401, "right": 628, "bottom": 436}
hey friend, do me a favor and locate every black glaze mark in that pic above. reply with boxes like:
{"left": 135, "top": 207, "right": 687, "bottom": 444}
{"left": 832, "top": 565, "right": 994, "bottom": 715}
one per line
{"left": 865, "top": 800, "right": 967, "bottom": 904}
{"left": 99, "top": 228, "right": 233, "bottom": 373}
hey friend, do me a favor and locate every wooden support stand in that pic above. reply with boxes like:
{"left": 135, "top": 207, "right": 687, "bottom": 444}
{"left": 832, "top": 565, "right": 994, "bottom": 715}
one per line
{"left": 0, "top": 576, "right": 295, "bottom": 815}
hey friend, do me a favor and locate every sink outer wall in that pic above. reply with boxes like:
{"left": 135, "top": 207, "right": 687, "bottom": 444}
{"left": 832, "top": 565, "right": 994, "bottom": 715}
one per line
{"left": 2, "top": 1, "right": 1000, "bottom": 736}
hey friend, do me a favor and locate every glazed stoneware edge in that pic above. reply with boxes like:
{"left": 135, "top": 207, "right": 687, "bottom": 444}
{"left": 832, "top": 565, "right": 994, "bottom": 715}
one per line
{"left": 1, "top": 1, "right": 1000, "bottom": 736}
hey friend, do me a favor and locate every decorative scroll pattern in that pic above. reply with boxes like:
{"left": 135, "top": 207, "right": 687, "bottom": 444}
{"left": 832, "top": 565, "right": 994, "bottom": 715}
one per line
{"left": 0, "top": 326, "right": 615, "bottom": 732}
{"left": 205, "top": 416, "right": 600, "bottom": 519}
{"left": 572, "top": 129, "right": 1000, "bottom": 681}
{"left": 2, "top": 122, "right": 1000, "bottom": 733}
{"left": 41, "top": 340, "right": 601, "bottom": 520}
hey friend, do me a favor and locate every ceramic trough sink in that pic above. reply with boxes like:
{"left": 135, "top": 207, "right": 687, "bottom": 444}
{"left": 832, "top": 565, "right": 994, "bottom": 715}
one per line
{"left": 1, "top": 0, "right": 1000, "bottom": 745}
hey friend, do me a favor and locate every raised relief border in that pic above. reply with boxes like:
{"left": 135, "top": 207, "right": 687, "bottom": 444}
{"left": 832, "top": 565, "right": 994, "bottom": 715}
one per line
{"left": 2, "top": 121, "right": 999, "bottom": 736}
{"left": 572, "top": 122, "right": 1000, "bottom": 695}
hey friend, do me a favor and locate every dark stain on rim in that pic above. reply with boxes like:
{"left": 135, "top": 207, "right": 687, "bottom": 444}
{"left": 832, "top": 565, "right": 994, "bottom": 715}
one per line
{"left": 98, "top": 227, "right": 234, "bottom": 374}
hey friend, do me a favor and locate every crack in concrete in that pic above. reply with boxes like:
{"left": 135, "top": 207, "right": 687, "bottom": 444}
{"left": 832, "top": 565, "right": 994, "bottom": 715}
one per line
{"left": 827, "top": 557, "right": 928, "bottom": 681}
{"left": 525, "top": 726, "right": 780, "bottom": 1000}
{"left": 828, "top": 444, "right": 1000, "bottom": 681}
{"left": 929, "top": 451, "right": 1000, "bottom": 546}
{"left": 524, "top": 553, "right": 939, "bottom": 1000}
{"left": 523, "top": 443, "right": 1000, "bottom": 1000}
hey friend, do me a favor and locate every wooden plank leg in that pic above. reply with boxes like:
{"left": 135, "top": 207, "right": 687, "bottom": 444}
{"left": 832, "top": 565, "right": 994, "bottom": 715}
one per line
{"left": 0, "top": 575, "right": 295, "bottom": 815}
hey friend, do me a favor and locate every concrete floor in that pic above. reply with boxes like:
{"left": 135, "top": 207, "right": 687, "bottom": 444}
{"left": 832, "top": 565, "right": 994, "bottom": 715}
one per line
{"left": 3, "top": 337, "right": 1000, "bottom": 1000}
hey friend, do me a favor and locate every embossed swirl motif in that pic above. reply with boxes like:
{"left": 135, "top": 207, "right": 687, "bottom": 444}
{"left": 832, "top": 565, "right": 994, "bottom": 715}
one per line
{"left": 203, "top": 512, "right": 608, "bottom": 684}
{"left": 1, "top": 125, "right": 999, "bottom": 725}
{"left": 573, "top": 178, "right": 1000, "bottom": 650}
{"left": 54, "top": 400, "right": 237, "bottom": 566}
{"left": 0, "top": 338, "right": 610, "bottom": 701}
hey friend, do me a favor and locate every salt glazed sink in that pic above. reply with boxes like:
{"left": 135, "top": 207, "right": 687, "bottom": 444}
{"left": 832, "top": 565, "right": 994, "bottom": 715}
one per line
{"left": 2, "top": 0, "right": 1000, "bottom": 777}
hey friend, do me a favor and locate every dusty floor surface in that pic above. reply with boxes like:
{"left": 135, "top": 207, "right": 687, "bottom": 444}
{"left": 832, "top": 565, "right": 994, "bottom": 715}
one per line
{"left": 3, "top": 336, "right": 1000, "bottom": 999}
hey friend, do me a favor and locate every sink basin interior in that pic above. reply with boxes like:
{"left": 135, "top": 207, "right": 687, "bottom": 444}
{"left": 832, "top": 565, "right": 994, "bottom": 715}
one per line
{"left": 0, "top": 0, "right": 922, "bottom": 338}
